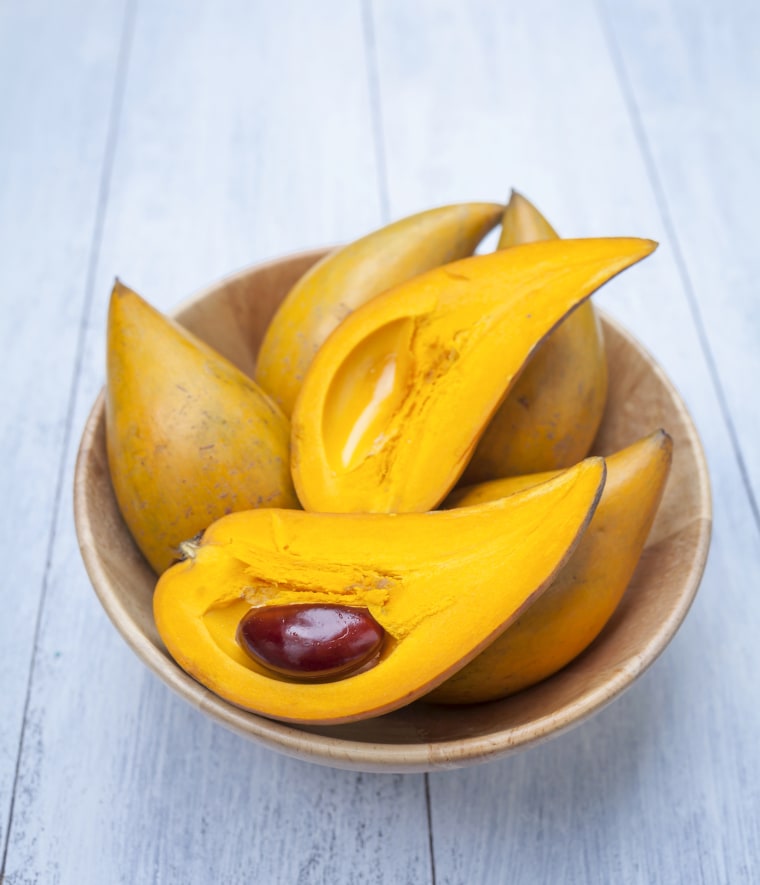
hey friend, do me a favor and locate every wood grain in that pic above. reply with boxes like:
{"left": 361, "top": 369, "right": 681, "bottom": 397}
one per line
{"left": 0, "top": 0, "right": 128, "bottom": 860}
{"left": 598, "top": 0, "right": 760, "bottom": 518}
{"left": 3, "top": 3, "right": 429, "bottom": 884}
{"left": 2, "top": 0, "right": 759, "bottom": 882}
{"left": 368, "top": 0, "right": 759, "bottom": 881}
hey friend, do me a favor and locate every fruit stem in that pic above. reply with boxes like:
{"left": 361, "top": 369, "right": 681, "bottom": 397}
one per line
{"left": 177, "top": 533, "right": 203, "bottom": 561}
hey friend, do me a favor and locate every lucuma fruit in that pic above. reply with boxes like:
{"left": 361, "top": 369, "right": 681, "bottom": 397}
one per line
{"left": 153, "top": 458, "right": 606, "bottom": 724}
{"left": 428, "top": 429, "right": 673, "bottom": 704}
{"left": 254, "top": 202, "right": 504, "bottom": 415}
{"left": 291, "top": 237, "right": 656, "bottom": 514}
{"left": 462, "top": 191, "right": 609, "bottom": 482}
{"left": 106, "top": 281, "right": 298, "bottom": 573}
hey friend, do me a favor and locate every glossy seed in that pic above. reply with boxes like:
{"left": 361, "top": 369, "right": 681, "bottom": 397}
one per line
{"left": 236, "top": 604, "right": 385, "bottom": 680}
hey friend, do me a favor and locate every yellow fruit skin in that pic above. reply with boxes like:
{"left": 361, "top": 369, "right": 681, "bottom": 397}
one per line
{"left": 499, "top": 189, "right": 558, "bottom": 245}
{"left": 427, "top": 430, "right": 673, "bottom": 705}
{"left": 153, "top": 458, "right": 605, "bottom": 725}
{"left": 291, "top": 237, "right": 656, "bottom": 514}
{"left": 461, "top": 191, "right": 608, "bottom": 482}
{"left": 254, "top": 202, "right": 504, "bottom": 415}
{"left": 106, "top": 281, "right": 298, "bottom": 574}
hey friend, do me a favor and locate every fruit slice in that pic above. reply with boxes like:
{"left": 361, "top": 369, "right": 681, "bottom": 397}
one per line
{"left": 291, "top": 237, "right": 656, "bottom": 514}
{"left": 254, "top": 202, "right": 504, "bottom": 415}
{"left": 153, "top": 458, "right": 606, "bottom": 725}
{"left": 428, "top": 429, "right": 673, "bottom": 704}
{"left": 106, "top": 281, "right": 298, "bottom": 573}
{"left": 462, "top": 191, "right": 609, "bottom": 482}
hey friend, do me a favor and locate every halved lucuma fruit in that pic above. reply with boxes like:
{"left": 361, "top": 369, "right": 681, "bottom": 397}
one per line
{"left": 254, "top": 202, "right": 504, "bottom": 416}
{"left": 153, "top": 458, "right": 606, "bottom": 725}
{"left": 428, "top": 429, "right": 673, "bottom": 704}
{"left": 106, "top": 281, "right": 298, "bottom": 573}
{"left": 291, "top": 237, "right": 656, "bottom": 514}
{"left": 461, "top": 191, "right": 609, "bottom": 482}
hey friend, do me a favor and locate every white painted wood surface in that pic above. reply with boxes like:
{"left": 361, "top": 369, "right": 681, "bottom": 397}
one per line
{"left": 1, "top": 0, "right": 757, "bottom": 882}
{"left": 0, "top": 0, "right": 129, "bottom": 863}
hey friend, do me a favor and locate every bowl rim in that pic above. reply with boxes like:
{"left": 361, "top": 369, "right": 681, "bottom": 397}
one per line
{"left": 74, "top": 251, "right": 712, "bottom": 773}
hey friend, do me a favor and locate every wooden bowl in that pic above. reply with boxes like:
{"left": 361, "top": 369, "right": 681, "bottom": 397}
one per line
{"left": 74, "top": 249, "right": 712, "bottom": 773}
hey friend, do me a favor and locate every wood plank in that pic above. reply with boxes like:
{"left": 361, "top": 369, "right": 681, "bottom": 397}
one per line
{"left": 598, "top": 0, "right": 760, "bottom": 525}
{"left": 0, "top": 0, "right": 128, "bottom": 861}
{"left": 369, "top": 0, "right": 760, "bottom": 881}
{"left": 2, "top": 1, "right": 434, "bottom": 882}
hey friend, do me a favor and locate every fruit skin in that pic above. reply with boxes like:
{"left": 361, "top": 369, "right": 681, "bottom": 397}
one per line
{"left": 106, "top": 281, "right": 298, "bottom": 574}
{"left": 462, "top": 191, "right": 609, "bottom": 483}
{"left": 291, "top": 237, "right": 656, "bottom": 514}
{"left": 254, "top": 202, "right": 504, "bottom": 416}
{"left": 153, "top": 458, "right": 606, "bottom": 725}
{"left": 427, "top": 429, "right": 673, "bottom": 705}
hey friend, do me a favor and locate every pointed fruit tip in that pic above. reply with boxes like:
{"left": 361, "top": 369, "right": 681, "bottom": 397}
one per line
{"left": 110, "top": 277, "right": 139, "bottom": 303}
{"left": 641, "top": 237, "right": 659, "bottom": 254}
{"left": 505, "top": 189, "right": 533, "bottom": 213}
{"left": 652, "top": 427, "right": 674, "bottom": 455}
{"left": 616, "top": 236, "right": 657, "bottom": 261}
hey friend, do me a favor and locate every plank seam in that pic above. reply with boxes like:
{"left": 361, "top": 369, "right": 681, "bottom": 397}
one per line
{"left": 424, "top": 774, "right": 437, "bottom": 885}
{"left": 595, "top": 0, "right": 760, "bottom": 535}
{"left": 361, "top": 0, "right": 391, "bottom": 223}
{"left": 0, "top": 0, "right": 138, "bottom": 875}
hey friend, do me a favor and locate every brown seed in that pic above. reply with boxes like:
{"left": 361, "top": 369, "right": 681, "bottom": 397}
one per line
{"left": 236, "top": 604, "right": 385, "bottom": 680}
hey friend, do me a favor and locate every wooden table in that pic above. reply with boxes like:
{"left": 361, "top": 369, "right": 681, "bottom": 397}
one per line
{"left": 2, "top": 2, "right": 758, "bottom": 882}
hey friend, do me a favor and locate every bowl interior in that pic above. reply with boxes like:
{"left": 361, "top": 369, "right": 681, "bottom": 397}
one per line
{"left": 74, "top": 249, "right": 711, "bottom": 772}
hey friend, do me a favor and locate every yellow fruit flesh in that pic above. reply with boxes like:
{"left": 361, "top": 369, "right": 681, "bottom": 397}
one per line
{"left": 153, "top": 459, "right": 606, "bottom": 725}
{"left": 291, "top": 237, "right": 656, "bottom": 514}
{"left": 255, "top": 202, "right": 504, "bottom": 415}
{"left": 428, "top": 430, "right": 673, "bottom": 704}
